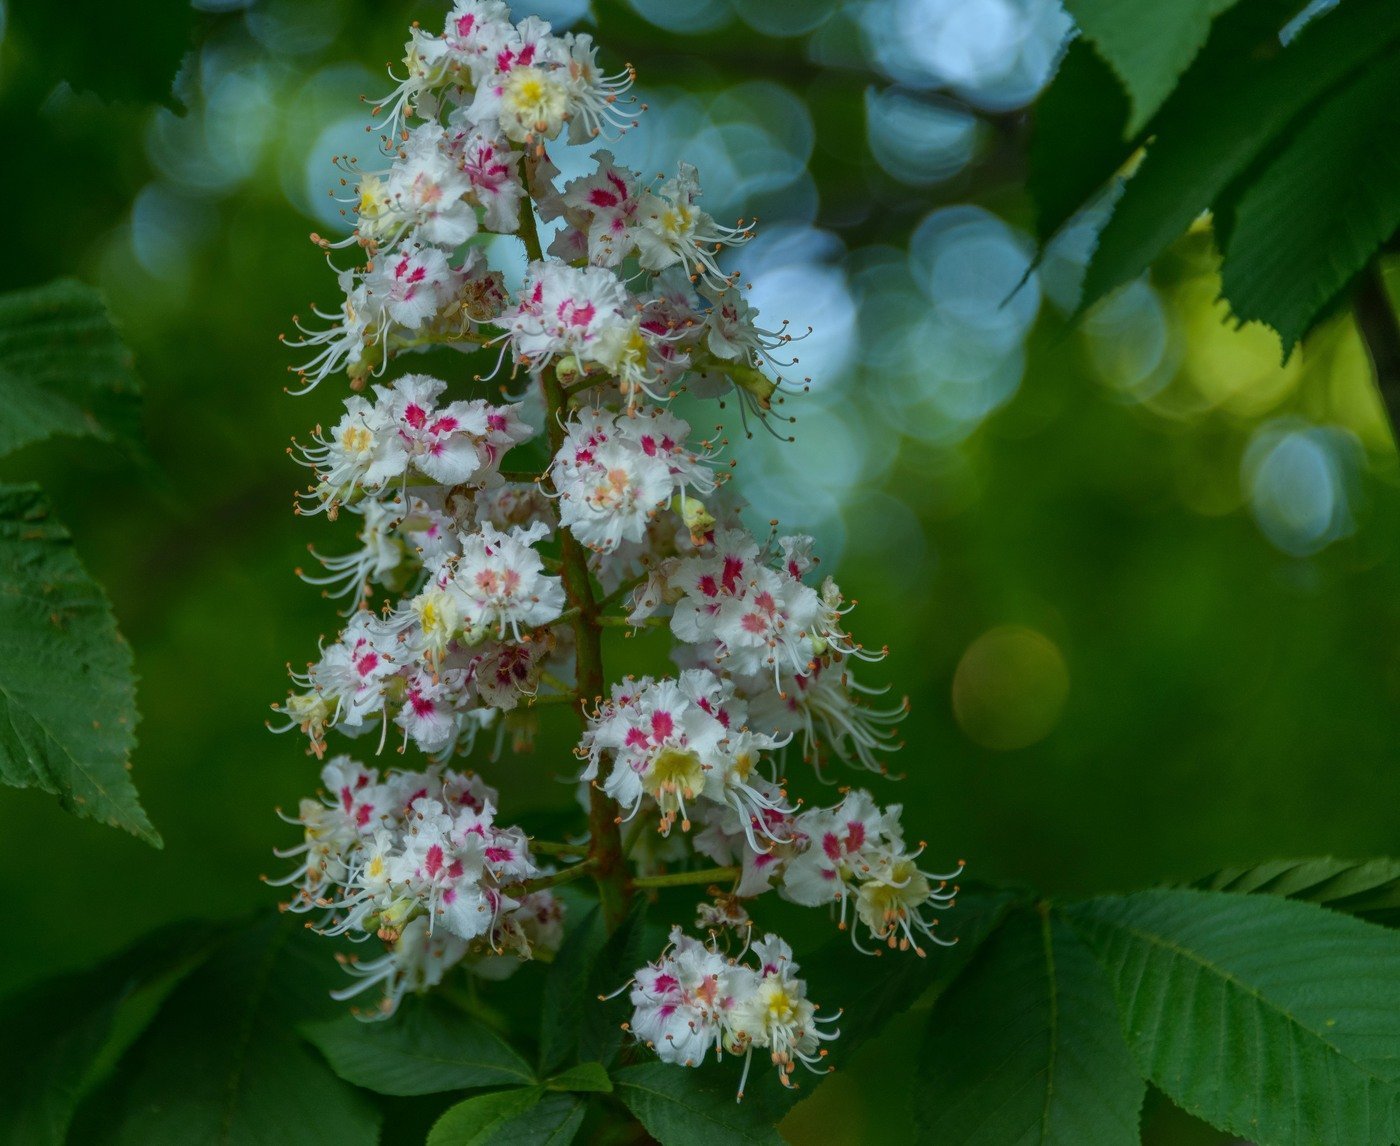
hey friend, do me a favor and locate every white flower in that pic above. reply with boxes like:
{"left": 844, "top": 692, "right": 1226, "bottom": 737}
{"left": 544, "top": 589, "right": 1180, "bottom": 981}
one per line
{"left": 380, "top": 374, "right": 534, "bottom": 485}
{"left": 550, "top": 406, "right": 715, "bottom": 554}
{"left": 451, "top": 521, "right": 566, "bottom": 640}
{"left": 781, "top": 790, "right": 960, "bottom": 954}
{"left": 331, "top": 916, "right": 471, "bottom": 1020}
{"left": 634, "top": 164, "right": 751, "bottom": 287}
{"left": 627, "top": 925, "right": 748, "bottom": 1067}
{"left": 624, "top": 928, "right": 837, "bottom": 1096}
{"left": 507, "top": 261, "right": 630, "bottom": 366}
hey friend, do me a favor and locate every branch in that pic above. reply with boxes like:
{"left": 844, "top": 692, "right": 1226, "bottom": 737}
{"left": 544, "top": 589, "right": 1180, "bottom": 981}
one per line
{"left": 1355, "top": 260, "right": 1400, "bottom": 446}
{"left": 632, "top": 866, "right": 739, "bottom": 890}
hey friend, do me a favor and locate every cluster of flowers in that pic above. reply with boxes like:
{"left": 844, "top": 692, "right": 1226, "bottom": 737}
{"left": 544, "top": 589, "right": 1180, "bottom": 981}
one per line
{"left": 275, "top": 0, "right": 961, "bottom": 1095}
{"left": 272, "top": 757, "right": 562, "bottom": 1015}
{"left": 625, "top": 929, "right": 839, "bottom": 1097}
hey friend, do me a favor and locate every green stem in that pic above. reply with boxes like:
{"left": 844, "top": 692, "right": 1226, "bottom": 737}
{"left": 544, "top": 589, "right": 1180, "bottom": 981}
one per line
{"left": 530, "top": 839, "right": 589, "bottom": 858}
{"left": 511, "top": 857, "right": 598, "bottom": 897}
{"left": 632, "top": 866, "right": 739, "bottom": 890}
{"left": 520, "top": 165, "right": 633, "bottom": 931}
{"left": 1355, "top": 259, "right": 1400, "bottom": 448}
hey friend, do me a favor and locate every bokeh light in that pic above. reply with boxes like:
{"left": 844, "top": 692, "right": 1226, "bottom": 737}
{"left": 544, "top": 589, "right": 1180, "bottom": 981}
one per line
{"left": 952, "top": 625, "right": 1070, "bottom": 750}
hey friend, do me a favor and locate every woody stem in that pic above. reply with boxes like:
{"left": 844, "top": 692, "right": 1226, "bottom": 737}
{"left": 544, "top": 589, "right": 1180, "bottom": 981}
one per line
{"left": 520, "top": 182, "right": 633, "bottom": 931}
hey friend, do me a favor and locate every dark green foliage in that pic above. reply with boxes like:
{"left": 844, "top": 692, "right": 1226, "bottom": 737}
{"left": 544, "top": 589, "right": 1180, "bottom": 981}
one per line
{"left": 0, "top": 484, "right": 156, "bottom": 843}
{"left": 303, "top": 995, "right": 535, "bottom": 1096}
{"left": 112, "top": 917, "right": 381, "bottom": 1145}
{"left": 1066, "top": 890, "right": 1400, "bottom": 1144}
{"left": 426, "top": 1089, "right": 585, "bottom": 1146}
{"left": 0, "top": 280, "right": 145, "bottom": 459}
{"left": 916, "top": 908, "right": 1144, "bottom": 1144}
{"left": 0, "top": 922, "right": 224, "bottom": 1146}
{"left": 1035, "top": 0, "right": 1400, "bottom": 349}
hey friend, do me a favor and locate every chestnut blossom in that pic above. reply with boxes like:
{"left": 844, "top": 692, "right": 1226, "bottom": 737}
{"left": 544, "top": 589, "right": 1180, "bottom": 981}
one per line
{"left": 278, "top": 1, "right": 960, "bottom": 1093}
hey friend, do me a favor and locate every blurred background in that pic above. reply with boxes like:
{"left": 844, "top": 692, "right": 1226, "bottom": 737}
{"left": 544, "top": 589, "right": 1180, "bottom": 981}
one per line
{"left": 2, "top": 0, "right": 1397, "bottom": 1141}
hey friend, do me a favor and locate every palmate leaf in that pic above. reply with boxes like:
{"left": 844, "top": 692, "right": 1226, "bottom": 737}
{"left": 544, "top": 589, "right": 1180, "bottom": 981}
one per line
{"left": 1218, "top": 60, "right": 1400, "bottom": 349}
{"left": 0, "top": 280, "right": 144, "bottom": 459}
{"left": 915, "top": 907, "right": 1144, "bottom": 1145}
{"left": 302, "top": 994, "right": 535, "bottom": 1097}
{"left": 426, "top": 1088, "right": 584, "bottom": 1146}
{"left": 112, "top": 917, "right": 380, "bottom": 1145}
{"left": 1077, "top": 0, "right": 1400, "bottom": 310}
{"left": 0, "top": 484, "right": 157, "bottom": 844}
{"left": 1063, "top": 0, "right": 1244, "bottom": 134}
{"left": 1065, "top": 889, "right": 1400, "bottom": 1145}
{"left": 1197, "top": 857, "right": 1400, "bottom": 929}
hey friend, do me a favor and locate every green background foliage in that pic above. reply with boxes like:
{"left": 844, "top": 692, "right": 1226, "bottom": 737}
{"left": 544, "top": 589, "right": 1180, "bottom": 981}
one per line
{"left": 4, "top": 0, "right": 1400, "bottom": 1142}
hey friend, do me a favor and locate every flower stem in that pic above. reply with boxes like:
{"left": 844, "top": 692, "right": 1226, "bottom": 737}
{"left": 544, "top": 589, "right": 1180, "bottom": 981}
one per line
{"left": 513, "top": 857, "right": 598, "bottom": 897}
{"left": 520, "top": 172, "right": 633, "bottom": 931}
{"left": 632, "top": 866, "right": 739, "bottom": 890}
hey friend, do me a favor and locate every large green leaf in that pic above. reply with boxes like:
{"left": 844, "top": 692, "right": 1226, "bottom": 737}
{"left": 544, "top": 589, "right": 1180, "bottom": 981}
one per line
{"left": 539, "top": 899, "right": 653, "bottom": 1075}
{"left": 0, "top": 923, "right": 225, "bottom": 1146}
{"left": 1218, "top": 61, "right": 1400, "bottom": 349}
{"left": 1197, "top": 857, "right": 1400, "bottom": 929}
{"left": 915, "top": 907, "right": 1143, "bottom": 1144}
{"left": 1064, "top": 0, "right": 1244, "bottom": 133}
{"left": 0, "top": 484, "right": 157, "bottom": 844}
{"left": 1028, "top": 38, "right": 1131, "bottom": 245}
{"left": 113, "top": 917, "right": 381, "bottom": 1145}
{"left": 0, "top": 280, "right": 144, "bottom": 459}
{"left": 427, "top": 1089, "right": 584, "bottom": 1146}
{"left": 612, "top": 1062, "right": 786, "bottom": 1146}
{"left": 303, "top": 994, "right": 535, "bottom": 1096}
{"left": 1065, "top": 889, "right": 1400, "bottom": 1145}
{"left": 746, "top": 886, "right": 1019, "bottom": 1120}
{"left": 1079, "top": 0, "right": 1400, "bottom": 309}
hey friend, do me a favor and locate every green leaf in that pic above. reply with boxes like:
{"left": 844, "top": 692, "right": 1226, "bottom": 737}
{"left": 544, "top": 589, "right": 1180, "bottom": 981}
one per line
{"left": 915, "top": 907, "right": 1144, "bottom": 1145}
{"left": 1028, "top": 38, "right": 1131, "bottom": 244}
{"left": 746, "top": 886, "right": 1019, "bottom": 1120}
{"left": 113, "top": 917, "right": 381, "bottom": 1145}
{"left": 612, "top": 1062, "right": 787, "bottom": 1146}
{"left": 4, "top": 0, "right": 194, "bottom": 109}
{"left": 539, "top": 899, "right": 652, "bottom": 1075}
{"left": 1197, "top": 857, "right": 1400, "bottom": 928}
{"left": 0, "top": 280, "right": 144, "bottom": 459}
{"left": 1065, "top": 888, "right": 1400, "bottom": 1145}
{"left": 545, "top": 1062, "right": 613, "bottom": 1093}
{"left": 302, "top": 994, "right": 535, "bottom": 1096}
{"left": 1064, "top": 0, "right": 1245, "bottom": 133}
{"left": 1218, "top": 60, "right": 1400, "bottom": 349}
{"left": 0, "top": 922, "right": 225, "bottom": 1146}
{"left": 0, "top": 484, "right": 157, "bottom": 844}
{"left": 427, "top": 1089, "right": 584, "bottom": 1146}
{"left": 1080, "top": 0, "right": 1400, "bottom": 309}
